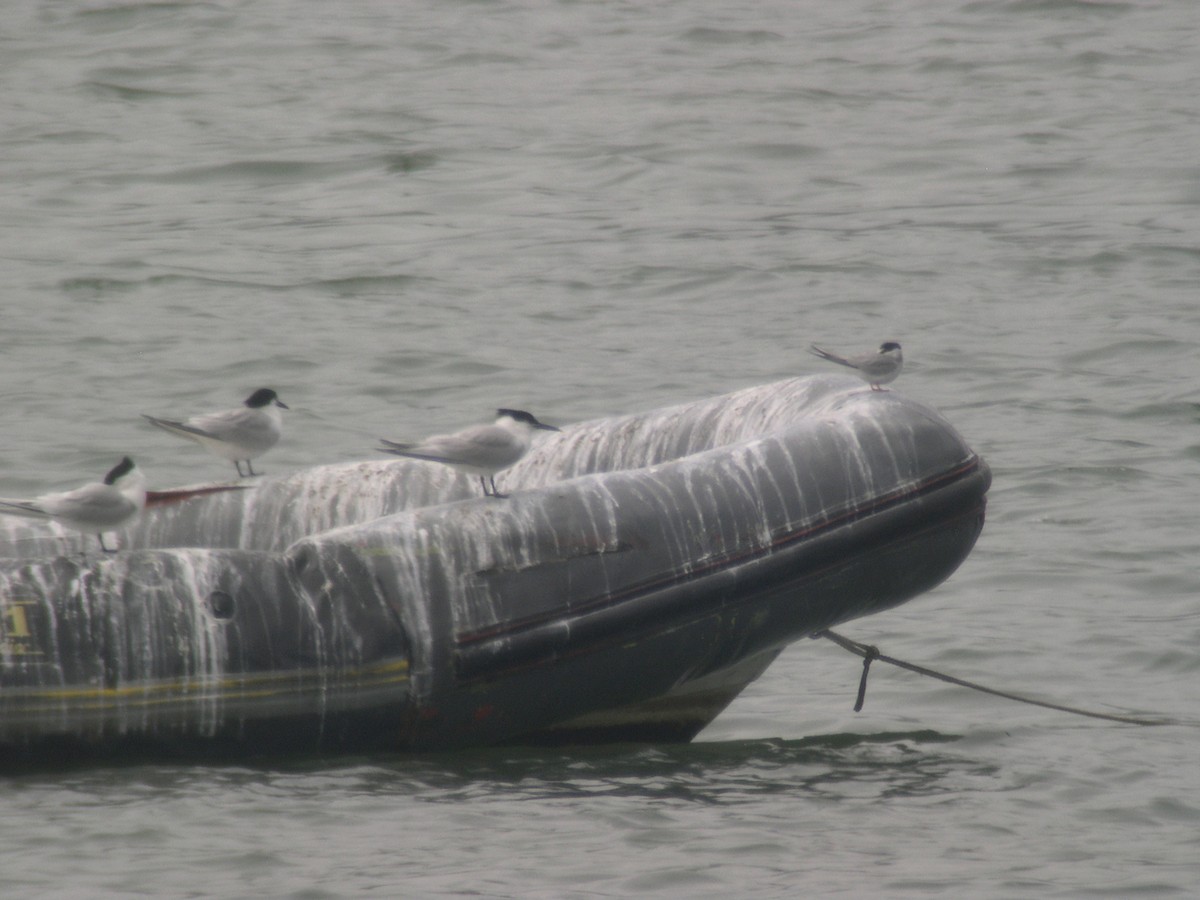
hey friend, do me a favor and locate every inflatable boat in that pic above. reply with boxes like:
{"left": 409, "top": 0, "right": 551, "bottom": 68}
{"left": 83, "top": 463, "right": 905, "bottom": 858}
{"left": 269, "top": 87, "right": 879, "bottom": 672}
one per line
{"left": 0, "top": 376, "right": 989, "bottom": 762}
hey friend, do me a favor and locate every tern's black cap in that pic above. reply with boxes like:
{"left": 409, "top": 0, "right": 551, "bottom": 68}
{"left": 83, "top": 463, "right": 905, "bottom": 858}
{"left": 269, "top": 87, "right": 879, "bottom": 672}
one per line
{"left": 103, "top": 456, "right": 136, "bottom": 485}
{"left": 245, "top": 388, "right": 288, "bottom": 409}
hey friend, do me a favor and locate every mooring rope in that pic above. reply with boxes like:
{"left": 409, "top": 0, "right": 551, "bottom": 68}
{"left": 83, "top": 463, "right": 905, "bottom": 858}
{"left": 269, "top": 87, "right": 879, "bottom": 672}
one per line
{"left": 817, "top": 629, "right": 1178, "bottom": 727}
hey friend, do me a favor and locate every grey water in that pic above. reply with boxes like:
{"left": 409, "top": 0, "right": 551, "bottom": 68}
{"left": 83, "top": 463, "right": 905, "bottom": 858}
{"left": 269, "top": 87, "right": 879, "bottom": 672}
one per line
{"left": 1, "top": 0, "right": 1198, "bottom": 896}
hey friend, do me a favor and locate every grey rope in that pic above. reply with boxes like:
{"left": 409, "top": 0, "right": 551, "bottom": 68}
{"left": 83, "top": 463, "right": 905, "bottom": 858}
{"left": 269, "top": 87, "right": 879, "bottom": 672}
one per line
{"left": 818, "top": 629, "right": 1177, "bottom": 727}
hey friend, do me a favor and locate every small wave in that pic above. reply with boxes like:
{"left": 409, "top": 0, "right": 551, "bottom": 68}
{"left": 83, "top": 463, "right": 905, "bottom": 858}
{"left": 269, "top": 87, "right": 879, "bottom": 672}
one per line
{"left": 151, "top": 159, "right": 346, "bottom": 184}
{"left": 58, "top": 273, "right": 423, "bottom": 297}
{"left": 81, "top": 81, "right": 194, "bottom": 102}
{"left": 965, "top": 0, "right": 1132, "bottom": 17}
{"left": 301, "top": 274, "right": 423, "bottom": 296}
{"left": 678, "top": 27, "right": 785, "bottom": 46}
{"left": 384, "top": 151, "right": 438, "bottom": 174}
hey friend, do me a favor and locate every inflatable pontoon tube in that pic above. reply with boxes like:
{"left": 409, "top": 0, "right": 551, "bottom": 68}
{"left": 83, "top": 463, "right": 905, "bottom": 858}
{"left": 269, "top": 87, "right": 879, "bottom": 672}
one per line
{"left": 0, "top": 376, "right": 989, "bottom": 761}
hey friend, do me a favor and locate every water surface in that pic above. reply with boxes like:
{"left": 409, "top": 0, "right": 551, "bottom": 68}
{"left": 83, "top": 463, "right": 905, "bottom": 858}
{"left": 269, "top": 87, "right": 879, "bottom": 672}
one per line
{"left": 1, "top": 0, "right": 1198, "bottom": 896}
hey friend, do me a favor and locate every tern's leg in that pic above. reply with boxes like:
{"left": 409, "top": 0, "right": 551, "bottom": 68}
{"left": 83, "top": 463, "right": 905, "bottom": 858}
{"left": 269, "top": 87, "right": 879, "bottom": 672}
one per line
{"left": 235, "top": 460, "right": 246, "bottom": 478}
{"left": 488, "top": 476, "right": 508, "bottom": 499}
{"left": 97, "top": 533, "right": 116, "bottom": 553}
{"left": 246, "top": 460, "right": 258, "bottom": 477}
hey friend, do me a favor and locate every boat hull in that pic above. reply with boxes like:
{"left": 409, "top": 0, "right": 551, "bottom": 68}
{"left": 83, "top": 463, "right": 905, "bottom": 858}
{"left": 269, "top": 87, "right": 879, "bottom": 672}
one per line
{"left": 0, "top": 377, "right": 989, "bottom": 761}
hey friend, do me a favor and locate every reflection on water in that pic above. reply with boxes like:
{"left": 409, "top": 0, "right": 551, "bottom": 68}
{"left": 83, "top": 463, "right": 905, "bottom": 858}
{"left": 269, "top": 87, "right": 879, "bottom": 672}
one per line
{"left": 1, "top": 730, "right": 987, "bottom": 804}
{"left": 327, "top": 732, "right": 988, "bottom": 805}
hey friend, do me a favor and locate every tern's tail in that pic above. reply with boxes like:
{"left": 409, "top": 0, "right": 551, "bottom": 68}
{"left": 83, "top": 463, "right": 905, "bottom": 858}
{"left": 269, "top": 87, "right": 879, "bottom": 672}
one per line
{"left": 142, "top": 414, "right": 207, "bottom": 442}
{"left": 0, "top": 498, "right": 49, "bottom": 521}
{"left": 808, "top": 344, "right": 853, "bottom": 367}
{"left": 378, "top": 438, "right": 415, "bottom": 453}
{"left": 378, "top": 441, "right": 453, "bottom": 466}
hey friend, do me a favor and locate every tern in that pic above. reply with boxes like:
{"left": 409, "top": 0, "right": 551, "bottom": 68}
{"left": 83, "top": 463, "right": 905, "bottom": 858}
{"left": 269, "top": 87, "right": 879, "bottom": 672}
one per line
{"left": 0, "top": 456, "right": 146, "bottom": 553}
{"left": 808, "top": 342, "right": 903, "bottom": 391}
{"left": 379, "top": 408, "right": 560, "bottom": 498}
{"left": 142, "top": 388, "right": 288, "bottom": 477}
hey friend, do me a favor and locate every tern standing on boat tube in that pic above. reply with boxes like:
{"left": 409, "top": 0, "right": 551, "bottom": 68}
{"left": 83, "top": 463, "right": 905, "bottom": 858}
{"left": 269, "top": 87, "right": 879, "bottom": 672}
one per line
{"left": 0, "top": 456, "right": 146, "bottom": 552}
{"left": 142, "top": 388, "right": 289, "bottom": 478}
{"left": 809, "top": 342, "right": 903, "bottom": 391}
{"left": 379, "top": 408, "right": 560, "bottom": 498}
